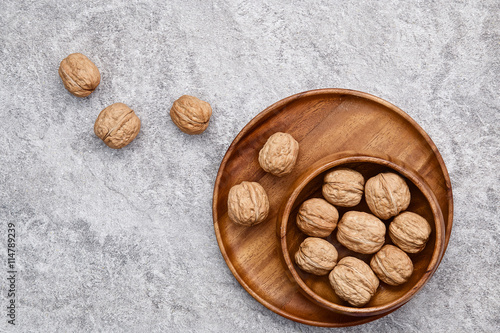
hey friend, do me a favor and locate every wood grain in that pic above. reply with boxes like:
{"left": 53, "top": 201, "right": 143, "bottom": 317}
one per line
{"left": 212, "top": 88, "right": 453, "bottom": 327}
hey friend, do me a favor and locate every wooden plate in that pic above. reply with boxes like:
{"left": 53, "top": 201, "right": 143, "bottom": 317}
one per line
{"left": 212, "top": 88, "right": 453, "bottom": 327}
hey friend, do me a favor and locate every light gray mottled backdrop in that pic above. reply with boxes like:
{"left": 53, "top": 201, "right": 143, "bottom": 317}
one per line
{"left": 1, "top": 0, "right": 498, "bottom": 332}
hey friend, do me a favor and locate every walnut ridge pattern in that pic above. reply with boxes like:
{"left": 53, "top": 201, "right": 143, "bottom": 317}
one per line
{"left": 370, "top": 245, "right": 413, "bottom": 285}
{"left": 170, "top": 95, "right": 212, "bottom": 134}
{"left": 58, "top": 53, "right": 100, "bottom": 97}
{"left": 329, "top": 256, "right": 379, "bottom": 307}
{"left": 389, "top": 211, "right": 432, "bottom": 253}
{"left": 322, "top": 168, "right": 364, "bottom": 207}
{"left": 227, "top": 181, "right": 269, "bottom": 227}
{"left": 365, "top": 172, "right": 411, "bottom": 220}
{"left": 94, "top": 103, "right": 141, "bottom": 149}
{"left": 294, "top": 237, "right": 338, "bottom": 275}
{"left": 258, "top": 132, "right": 299, "bottom": 177}
{"left": 336, "top": 211, "right": 386, "bottom": 254}
{"left": 296, "top": 198, "right": 339, "bottom": 237}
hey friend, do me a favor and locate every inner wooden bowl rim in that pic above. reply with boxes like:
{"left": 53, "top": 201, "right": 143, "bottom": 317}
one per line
{"left": 279, "top": 152, "right": 446, "bottom": 317}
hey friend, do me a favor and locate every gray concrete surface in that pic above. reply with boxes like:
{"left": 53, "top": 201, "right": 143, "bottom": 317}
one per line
{"left": 1, "top": 0, "right": 498, "bottom": 332}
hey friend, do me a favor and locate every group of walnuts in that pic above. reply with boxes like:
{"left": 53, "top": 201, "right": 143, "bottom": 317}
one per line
{"left": 296, "top": 169, "right": 432, "bottom": 307}
{"left": 227, "top": 132, "right": 299, "bottom": 226}
{"left": 226, "top": 131, "right": 432, "bottom": 308}
{"left": 59, "top": 53, "right": 213, "bottom": 148}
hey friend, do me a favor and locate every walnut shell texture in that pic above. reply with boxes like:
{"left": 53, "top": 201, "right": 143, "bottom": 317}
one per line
{"left": 322, "top": 168, "right": 364, "bottom": 207}
{"left": 258, "top": 132, "right": 299, "bottom": 177}
{"left": 336, "top": 211, "right": 386, "bottom": 254}
{"left": 94, "top": 103, "right": 141, "bottom": 149}
{"left": 389, "top": 211, "right": 432, "bottom": 253}
{"left": 370, "top": 245, "right": 414, "bottom": 285}
{"left": 329, "top": 256, "right": 379, "bottom": 307}
{"left": 365, "top": 172, "right": 411, "bottom": 220}
{"left": 296, "top": 198, "right": 339, "bottom": 237}
{"left": 294, "top": 237, "right": 338, "bottom": 275}
{"left": 58, "top": 53, "right": 100, "bottom": 97}
{"left": 170, "top": 95, "right": 212, "bottom": 134}
{"left": 227, "top": 181, "right": 269, "bottom": 227}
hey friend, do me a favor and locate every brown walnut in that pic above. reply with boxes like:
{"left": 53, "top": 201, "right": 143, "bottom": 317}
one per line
{"left": 336, "top": 211, "right": 386, "bottom": 254}
{"left": 329, "top": 256, "right": 379, "bottom": 307}
{"left": 170, "top": 95, "right": 212, "bottom": 134}
{"left": 94, "top": 103, "right": 141, "bottom": 149}
{"left": 322, "top": 168, "right": 364, "bottom": 207}
{"left": 365, "top": 172, "right": 411, "bottom": 220}
{"left": 296, "top": 198, "right": 339, "bottom": 237}
{"left": 370, "top": 245, "right": 414, "bottom": 285}
{"left": 294, "top": 237, "right": 338, "bottom": 275}
{"left": 58, "top": 53, "right": 100, "bottom": 97}
{"left": 389, "top": 211, "right": 432, "bottom": 253}
{"left": 258, "top": 132, "right": 299, "bottom": 177}
{"left": 227, "top": 181, "right": 269, "bottom": 226}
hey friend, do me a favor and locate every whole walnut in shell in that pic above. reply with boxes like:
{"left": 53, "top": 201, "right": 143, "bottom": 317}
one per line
{"left": 365, "top": 172, "right": 411, "bottom": 220}
{"left": 295, "top": 237, "right": 338, "bottom": 275}
{"left": 336, "top": 211, "right": 386, "bottom": 254}
{"left": 389, "top": 211, "right": 432, "bottom": 253}
{"left": 94, "top": 103, "right": 141, "bottom": 149}
{"left": 227, "top": 181, "right": 269, "bottom": 226}
{"left": 258, "top": 132, "right": 299, "bottom": 177}
{"left": 59, "top": 53, "right": 100, "bottom": 97}
{"left": 370, "top": 245, "right": 413, "bottom": 286}
{"left": 322, "top": 168, "right": 364, "bottom": 207}
{"left": 296, "top": 198, "right": 339, "bottom": 237}
{"left": 329, "top": 256, "right": 379, "bottom": 307}
{"left": 170, "top": 95, "right": 212, "bottom": 134}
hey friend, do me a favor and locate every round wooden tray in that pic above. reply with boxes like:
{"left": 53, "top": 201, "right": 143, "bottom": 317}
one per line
{"left": 212, "top": 88, "right": 453, "bottom": 327}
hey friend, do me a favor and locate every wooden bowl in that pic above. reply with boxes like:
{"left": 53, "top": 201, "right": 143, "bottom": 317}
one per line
{"left": 278, "top": 151, "right": 446, "bottom": 317}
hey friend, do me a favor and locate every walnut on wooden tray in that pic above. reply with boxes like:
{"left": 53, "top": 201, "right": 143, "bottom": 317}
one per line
{"left": 295, "top": 237, "right": 338, "bottom": 276}
{"left": 258, "top": 132, "right": 299, "bottom": 177}
{"left": 227, "top": 181, "right": 269, "bottom": 227}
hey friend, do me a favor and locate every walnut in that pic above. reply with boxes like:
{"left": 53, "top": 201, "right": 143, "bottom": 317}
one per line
{"left": 389, "top": 211, "right": 432, "bottom": 253}
{"left": 227, "top": 181, "right": 269, "bottom": 226}
{"left": 336, "top": 211, "right": 386, "bottom": 254}
{"left": 94, "top": 103, "right": 141, "bottom": 149}
{"left": 322, "top": 168, "right": 364, "bottom": 207}
{"left": 370, "top": 245, "right": 413, "bottom": 285}
{"left": 58, "top": 53, "right": 100, "bottom": 97}
{"left": 170, "top": 95, "right": 212, "bottom": 134}
{"left": 258, "top": 132, "right": 299, "bottom": 177}
{"left": 294, "top": 237, "right": 338, "bottom": 275}
{"left": 296, "top": 198, "right": 339, "bottom": 237}
{"left": 329, "top": 256, "right": 379, "bottom": 307}
{"left": 365, "top": 172, "right": 411, "bottom": 220}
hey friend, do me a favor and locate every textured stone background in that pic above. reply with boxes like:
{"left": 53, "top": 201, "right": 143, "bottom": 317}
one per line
{"left": 1, "top": 0, "right": 498, "bottom": 332}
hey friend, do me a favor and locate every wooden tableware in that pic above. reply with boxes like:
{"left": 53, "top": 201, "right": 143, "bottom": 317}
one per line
{"left": 212, "top": 88, "right": 453, "bottom": 327}
{"left": 278, "top": 152, "right": 445, "bottom": 317}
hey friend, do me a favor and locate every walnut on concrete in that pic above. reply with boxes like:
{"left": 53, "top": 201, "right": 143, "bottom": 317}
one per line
{"left": 365, "top": 172, "right": 411, "bottom": 220}
{"left": 294, "top": 237, "right": 338, "bottom": 275}
{"left": 58, "top": 53, "right": 100, "bottom": 97}
{"left": 296, "top": 198, "right": 339, "bottom": 237}
{"left": 170, "top": 95, "right": 212, "bottom": 134}
{"left": 322, "top": 168, "right": 364, "bottom": 207}
{"left": 258, "top": 132, "right": 299, "bottom": 177}
{"left": 370, "top": 245, "right": 414, "bottom": 286}
{"left": 389, "top": 211, "right": 432, "bottom": 253}
{"left": 329, "top": 256, "right": 379, "bottom": 307}
{"left": 336, "top": 211, "right": 386, "bottom": 254}
{"left": 94, "top": 103, "right": 141, "bottom": 149}
{"left": 227, "top": 181, "right": 269, "bottom": 227}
